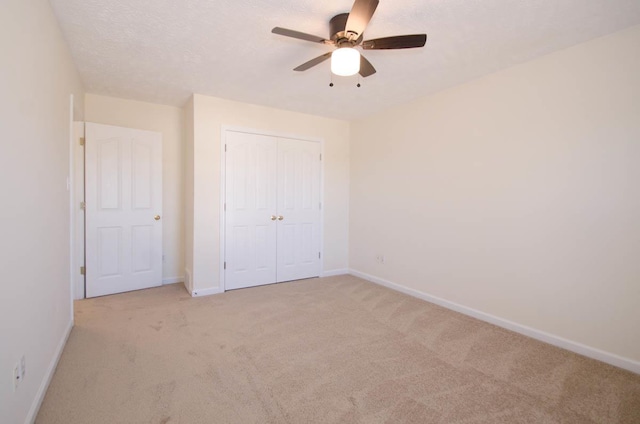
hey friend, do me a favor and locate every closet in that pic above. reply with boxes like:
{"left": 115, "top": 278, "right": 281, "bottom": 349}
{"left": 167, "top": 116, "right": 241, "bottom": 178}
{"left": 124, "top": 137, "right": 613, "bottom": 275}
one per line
{"left": 223, "top": 130, "right": 321, "bottom": 290}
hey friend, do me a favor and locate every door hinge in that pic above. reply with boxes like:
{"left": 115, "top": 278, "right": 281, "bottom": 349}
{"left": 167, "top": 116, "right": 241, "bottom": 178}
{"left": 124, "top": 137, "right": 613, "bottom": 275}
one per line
{"left": 320, "top": 153, "right": 322, "bottom": 161}
{"left": 319, "top": 202, "right": 322, "bottom": 210}
{"left": 79, "top": 137, "right": 85, "bottom": 146}
{"left": 80, "top": 266, "right": 85, "bottom": 275}
{"left": 80, "top": 201, "right": 86, "bottom": 210}
{"left": 224, "top": 203, "right": 226, "bottom": 211}
{"left": 318, "top": 252, "right": 321, "bottom": 259}
{"left": 224, "top": 262, "right": 226, "bottom": 270}
{"left": 225, "top": 144, "right": 227, "bottom": 152}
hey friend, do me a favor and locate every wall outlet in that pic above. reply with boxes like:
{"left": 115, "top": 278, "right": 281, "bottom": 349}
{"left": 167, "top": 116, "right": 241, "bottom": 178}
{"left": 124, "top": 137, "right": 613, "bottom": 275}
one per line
{"left": 375, "top": 255, "right": 385, "bottom": 264}
{"left": 20, "top": 356, "right": 26, "bottom": 379}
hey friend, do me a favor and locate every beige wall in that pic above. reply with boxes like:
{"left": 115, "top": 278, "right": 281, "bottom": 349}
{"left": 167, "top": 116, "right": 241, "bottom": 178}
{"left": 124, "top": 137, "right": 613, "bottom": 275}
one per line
{"left": 187, "top": 94, "right": 350, "bottom": 293}
{"left": 350, "top": 25, "right": 640, "bottom": 364}
{"left": 0, "top": 0, "right": 84, "bottom": 422}
{"left": 84, "top": 94, "right": 185, "bottom": 283}
{"left": 183, "top": 97, "right": 195, "bottom": 293}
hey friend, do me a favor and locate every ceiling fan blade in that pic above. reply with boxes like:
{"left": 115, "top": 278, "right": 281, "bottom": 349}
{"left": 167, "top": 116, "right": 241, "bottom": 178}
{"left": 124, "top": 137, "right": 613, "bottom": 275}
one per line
{"left": 362, "top": 34, "right": 427, "bottom": 50}
{"left": 359, "top": 55, "right": 376, "bottom": 77}
{"left": 294, "top": 52, "right": 333, "bottom": 72}
{"left": 272, "top": 27, "right": 328, "bottom": 44}
{"left": 345, "top": 0, "right": 379, "bottom": 40}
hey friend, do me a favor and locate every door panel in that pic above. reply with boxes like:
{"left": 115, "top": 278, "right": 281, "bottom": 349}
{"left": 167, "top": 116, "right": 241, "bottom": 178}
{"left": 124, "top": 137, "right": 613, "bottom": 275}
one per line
{"left": 276, "top": 138, "right": 321, "bottom": 282}
{"left": 97, "top": 227, "right": 122, "bottom": 277}
{"left": 132, "top": 141, "right": 153, "bottom": 209}
{"left": 97, "top": 138, "right": 120, "bottom": 210}
{"left": 225, "top": 132, "right": 278, "bottom": 290}
{"left": 86, "top": 123, "right": 162, "bottom": 298}
{"left": 132, "top": 225, "right": 153, "bottom": 272}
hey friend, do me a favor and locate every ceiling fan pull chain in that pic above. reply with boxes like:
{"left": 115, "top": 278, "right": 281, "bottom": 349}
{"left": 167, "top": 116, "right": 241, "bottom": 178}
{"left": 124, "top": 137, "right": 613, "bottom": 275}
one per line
{"left": 329, "top": 72, "right": 334, "bottom": 87}
{"left": 357, "top": 74, "right": 361, "bottom": 88}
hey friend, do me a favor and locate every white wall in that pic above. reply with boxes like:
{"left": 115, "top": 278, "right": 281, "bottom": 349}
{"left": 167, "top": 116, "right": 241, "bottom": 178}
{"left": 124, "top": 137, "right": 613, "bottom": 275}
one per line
{"left": 0, "top": 0, "right": 84, "bottom": 422}
{"left": 350, "top": 25, "right": 640, "bottom": 367}
{"left": 84, "top": 94, "right": 185, "bottom": 284}
{"left": 186, "top": 94, "right": 350, "bottom": 293}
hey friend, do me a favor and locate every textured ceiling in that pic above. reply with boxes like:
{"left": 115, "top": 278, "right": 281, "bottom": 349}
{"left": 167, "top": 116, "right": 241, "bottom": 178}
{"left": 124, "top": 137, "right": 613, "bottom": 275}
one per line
{"left": 50, "top": 0, "right": 640, "bottom": 120}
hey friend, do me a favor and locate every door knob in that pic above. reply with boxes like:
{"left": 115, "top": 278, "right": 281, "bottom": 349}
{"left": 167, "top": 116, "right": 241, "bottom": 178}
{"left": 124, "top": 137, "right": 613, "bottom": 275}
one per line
{"left": 278, "top": 216, "right": 284, "bottom": 221}
{"left": 154, "top": 215, "right": 161, "bottom": 221}
{"left": 271, "top": 215, "right": 277, "bottom": 221}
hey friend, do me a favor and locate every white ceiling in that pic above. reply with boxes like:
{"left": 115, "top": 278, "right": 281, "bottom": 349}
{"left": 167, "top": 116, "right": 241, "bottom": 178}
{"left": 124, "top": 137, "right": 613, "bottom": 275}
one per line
{"left": 50, "top": 0, "right": 640, "bottom": 120}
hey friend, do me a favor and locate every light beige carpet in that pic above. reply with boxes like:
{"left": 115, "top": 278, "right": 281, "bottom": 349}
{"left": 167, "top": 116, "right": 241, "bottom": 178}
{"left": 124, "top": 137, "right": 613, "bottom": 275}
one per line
{"left": 37, "top": 276, "right": 640, "bottom": 423}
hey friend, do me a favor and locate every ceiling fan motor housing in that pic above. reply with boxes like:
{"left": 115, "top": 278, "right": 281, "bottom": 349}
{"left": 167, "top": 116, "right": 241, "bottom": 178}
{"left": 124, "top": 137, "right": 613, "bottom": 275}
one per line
{"left": 330, "top": 13, "right": 357, "bottom": 46}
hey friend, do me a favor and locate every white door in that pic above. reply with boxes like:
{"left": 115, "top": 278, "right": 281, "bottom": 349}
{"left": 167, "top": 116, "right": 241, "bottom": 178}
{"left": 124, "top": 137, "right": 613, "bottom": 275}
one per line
{"left": 225, "top": 132, "right": 278, "bottom": 290}
{"left": 276, "top": 138, "right": 321, "bottom": 282}
{"left": 224, "top": 131, "right": 321, "bottom": 290}
{"left": 85, "top": 123, "right": 163, "bottom": 298}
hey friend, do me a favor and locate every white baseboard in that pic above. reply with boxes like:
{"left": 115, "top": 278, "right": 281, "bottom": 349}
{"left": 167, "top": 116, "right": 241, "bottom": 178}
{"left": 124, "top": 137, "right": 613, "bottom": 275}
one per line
{"left": 162, "top": 276, "right": 184, "bottom": 285}
{"left": 26, "top": 320, "right": 73, "bottom": 424}
{"left": 191, "top": 286, "right": 224, "bottom": 297}
{"left": 349, "top": 269, "right": 640, "bottom": 375}
{"left": 322, "top": 269, "right": 349, "bottom": 277}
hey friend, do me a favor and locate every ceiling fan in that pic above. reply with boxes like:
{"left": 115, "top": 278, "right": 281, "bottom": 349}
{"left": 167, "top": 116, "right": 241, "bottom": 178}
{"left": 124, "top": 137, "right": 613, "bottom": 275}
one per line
{"left": 272, "top": 0, "right": 427, "bottom": 78}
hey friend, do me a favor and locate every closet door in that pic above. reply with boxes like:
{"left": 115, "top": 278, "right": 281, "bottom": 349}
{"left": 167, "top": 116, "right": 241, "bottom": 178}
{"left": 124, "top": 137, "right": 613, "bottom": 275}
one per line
{"left": 225, "top": 132, "right": 278, "bottom": 290}
{"left": 276, "top": 138, "right": 321, "bottom": 282}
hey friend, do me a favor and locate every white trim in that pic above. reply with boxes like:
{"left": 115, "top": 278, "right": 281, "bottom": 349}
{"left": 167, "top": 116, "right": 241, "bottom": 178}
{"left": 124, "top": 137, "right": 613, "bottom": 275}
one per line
{"left": 219, "top": 129, "right": 227, "bottom": 292}
{"left": 319, "top": 139, "right": 325, "bottom": 278}
{"left": 71, "top": 121, "right": 86, "bottom": 300}
{"left": 322, "top": 269, "right": 349, "bottom": 277}
{"left": 162, "top": 276, "right": 184, "bottom": 285}
{"left": 220, "top": 125, "right": 324, "bottom": 144}
{"left": 349, "top": 269, "right": 640, "bottom": 375}
{"left": 191, "top": 286, "right": 224, "bottom": 297}
{"left": 219, "top": 126, "right": 326, "bottom": 292}
{"left": 68, "top": 95, "right": 75, "bottom": 315}
{"left": 26, "top": 320, "right": 73, "bottom": 424}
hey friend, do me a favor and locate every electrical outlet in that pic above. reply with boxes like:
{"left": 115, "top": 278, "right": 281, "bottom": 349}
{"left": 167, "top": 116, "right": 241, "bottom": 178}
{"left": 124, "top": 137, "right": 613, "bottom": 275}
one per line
{"left": 20, "top": 356, "right": 26, "bottom": 379}
{"left": 375, "top": 255, "right": 385, "bottom": 264}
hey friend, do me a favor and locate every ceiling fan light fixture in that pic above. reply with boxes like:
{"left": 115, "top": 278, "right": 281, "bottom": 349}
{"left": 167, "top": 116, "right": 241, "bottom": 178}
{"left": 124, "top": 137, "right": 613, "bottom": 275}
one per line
{"left": 331, "top": 47, "right": 360, "bottom": 76}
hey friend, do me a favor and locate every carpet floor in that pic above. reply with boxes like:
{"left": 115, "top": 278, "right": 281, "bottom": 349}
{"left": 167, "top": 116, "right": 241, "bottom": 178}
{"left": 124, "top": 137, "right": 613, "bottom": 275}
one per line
{"left": 37, "top": 275, "right": 640, "bottom": 423}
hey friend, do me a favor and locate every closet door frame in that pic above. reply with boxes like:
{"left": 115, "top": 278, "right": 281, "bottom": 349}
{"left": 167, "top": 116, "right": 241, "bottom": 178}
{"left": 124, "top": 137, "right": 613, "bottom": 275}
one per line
{"left": 219, "top": 126, "right": 325, "bottom": 292}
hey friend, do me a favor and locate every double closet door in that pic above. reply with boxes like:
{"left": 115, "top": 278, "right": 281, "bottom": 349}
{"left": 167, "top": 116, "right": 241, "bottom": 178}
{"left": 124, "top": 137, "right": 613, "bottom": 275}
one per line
{"left": 224, "top": 130, "right": 321, "bottom": 290}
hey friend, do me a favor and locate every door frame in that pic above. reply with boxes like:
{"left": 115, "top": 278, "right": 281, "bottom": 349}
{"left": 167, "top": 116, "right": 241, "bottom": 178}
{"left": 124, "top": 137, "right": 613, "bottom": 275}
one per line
{"left": 219, "top": 126, "right": 325, "bottom": 292}
{"left": 71, "top": 121, "right": 165, "bottom": 298}
{"left": 71, "top": 121, "right": 86, "bottom": 299}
